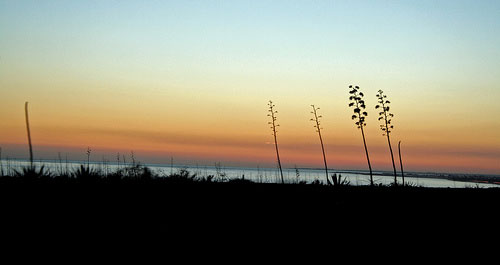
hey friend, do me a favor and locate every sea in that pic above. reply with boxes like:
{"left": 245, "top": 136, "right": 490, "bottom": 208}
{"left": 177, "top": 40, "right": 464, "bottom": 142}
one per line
{"left": 1, "top": 159, "right": 498, "bottom": 188}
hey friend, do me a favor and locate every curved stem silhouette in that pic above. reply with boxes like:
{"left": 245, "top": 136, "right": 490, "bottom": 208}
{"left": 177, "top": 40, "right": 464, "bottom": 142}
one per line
{"left": 272, "top": 124, "right": 284, "bottom": 184}
{"left": 25, "top": 102, "right": 33, "bottom": 168}
{"left": 387, "top": 134, "right": 397, "bottom": 185}
{"left": 398, "top": 141, "right": 405, "bottom": 186}
{"left": 360, "top": 126, "right": 373, "bottom": 186}
{"left": 310, "top": 105, "right": 330, "bottom": 185}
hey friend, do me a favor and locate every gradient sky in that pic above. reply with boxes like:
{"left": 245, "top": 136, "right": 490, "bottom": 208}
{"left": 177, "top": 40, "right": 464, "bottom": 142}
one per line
{"left": 1, "top": 0, "right": 500, "bottom": 174}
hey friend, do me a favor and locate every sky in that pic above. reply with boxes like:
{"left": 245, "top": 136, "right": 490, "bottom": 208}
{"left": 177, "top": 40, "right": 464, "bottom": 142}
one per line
{"left": 1, "top": 0, "right": 500, "bottom": 174}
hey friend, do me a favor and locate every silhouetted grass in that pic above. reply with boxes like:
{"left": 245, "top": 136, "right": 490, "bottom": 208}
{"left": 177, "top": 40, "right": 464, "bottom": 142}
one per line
{"left": 3, "top": 163, "right": 499, "bottom": 188}
{"left": 2, "top": 162, "right": 500, "bottom": 235}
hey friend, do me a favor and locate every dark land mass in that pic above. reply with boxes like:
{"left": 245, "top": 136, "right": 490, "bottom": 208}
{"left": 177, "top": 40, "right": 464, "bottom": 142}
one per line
{"left": 2, "top": 164, "right": 500, "bottom": 246}
{"left": 2, "top": 172, "right": 500, "bottom": 234}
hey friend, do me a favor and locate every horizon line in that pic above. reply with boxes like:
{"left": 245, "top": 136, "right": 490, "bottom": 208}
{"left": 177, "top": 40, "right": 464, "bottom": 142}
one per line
{"left": 2, "top": 157, "right": 499, "bottom": 178}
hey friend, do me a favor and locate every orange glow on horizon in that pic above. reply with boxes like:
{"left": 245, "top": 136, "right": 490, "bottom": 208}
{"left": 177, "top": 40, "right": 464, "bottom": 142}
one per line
{"left": 2, "top": 118, "right": 499, "bottom": 175}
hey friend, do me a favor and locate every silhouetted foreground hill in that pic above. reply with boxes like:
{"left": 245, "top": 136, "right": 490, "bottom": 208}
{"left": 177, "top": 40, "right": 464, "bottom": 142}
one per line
{"left": 2, "top": 175, "right": 499, "bottom": 231}
{"left": 2, "top": 162, "right": 500, "bottom": 242}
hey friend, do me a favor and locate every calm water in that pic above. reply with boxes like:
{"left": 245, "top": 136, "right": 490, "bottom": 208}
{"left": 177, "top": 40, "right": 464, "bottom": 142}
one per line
{"left": 1, "top": 159, "right": 498, "bottom": 189}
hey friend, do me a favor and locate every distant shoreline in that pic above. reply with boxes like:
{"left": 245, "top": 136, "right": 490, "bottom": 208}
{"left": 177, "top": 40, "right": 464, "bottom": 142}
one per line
{"left": 328, "top": 169, "right": 500, "bottom": 185}
{"left": 1, "top": 158, "right": 499, "bottom": 186}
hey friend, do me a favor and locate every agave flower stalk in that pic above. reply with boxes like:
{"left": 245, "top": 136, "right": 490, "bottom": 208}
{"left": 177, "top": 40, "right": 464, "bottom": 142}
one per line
{"left": 348, "top": 85, "right": 373, "bottom": 186}
{"left": 25, "top": 102, "right": 34, "bottom": 168}
{"left": 398, "top": 141, "right": 405, "bottom": 186}
{"left": 267, "top": 100, "right": 284, "bottom": 184}
{"left": 375, "top": 90, "right": 397, "bottom": 185}
{"left": 310, "top": 105, "right": 331, "bottom": 185}
{"left": 86, "top": 147, "right": 92, "bottom": 170}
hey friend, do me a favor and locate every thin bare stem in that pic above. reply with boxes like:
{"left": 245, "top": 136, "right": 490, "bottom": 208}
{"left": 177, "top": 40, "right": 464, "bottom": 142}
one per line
{"left": 310, "top": 105, "right": 330, "bottom": 185}
{"left": 398, "top": 141, "right": 405, "bottom": 186}
{"left": 360, "top": 125, "right": 373, "bottom": 186}
{"left": 25, "top": 102, "right": 33, "bottom": 168}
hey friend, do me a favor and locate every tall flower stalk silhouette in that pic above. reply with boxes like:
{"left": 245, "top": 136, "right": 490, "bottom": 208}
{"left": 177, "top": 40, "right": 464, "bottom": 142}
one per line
{"left": 268, "top": 100, "right": 284, "bottom": 184}
{"left": 310, "top": 105, "right": 331, "bottom": 185}
{"left": 86, "top": 147, "right": 92, "bottom": 170}
{"left": 348, "top": 85, "right": 373, "bottom": 186}
{"left": 375, "top": 89, "right": 397, "bottom": 185}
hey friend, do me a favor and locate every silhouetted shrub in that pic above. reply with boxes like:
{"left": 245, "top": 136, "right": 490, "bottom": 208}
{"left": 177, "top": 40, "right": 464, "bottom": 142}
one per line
{"left": 14, "top": 165, "right": 52, "bottom": 180}
{"left": 166, "top": 169, "right": 197, "bottom": 183}
{"left": 73, "top": 165, "right": 101, "bottom": 183}
{"left": 228, "top": 176, "right": 253, "bottom": 184}
{"left": 331, "top": 174, "right": 350, "bottom": 187}
{"left": 311, "top": 179, "right": 323, "bottom": 185}
{"left": 199, "top": 175, "right": 215, "bottom": 183}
